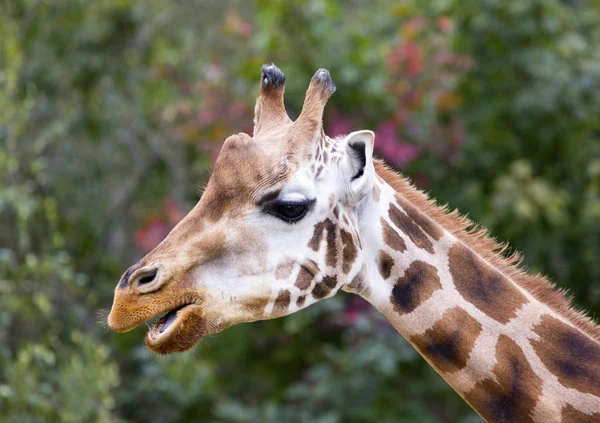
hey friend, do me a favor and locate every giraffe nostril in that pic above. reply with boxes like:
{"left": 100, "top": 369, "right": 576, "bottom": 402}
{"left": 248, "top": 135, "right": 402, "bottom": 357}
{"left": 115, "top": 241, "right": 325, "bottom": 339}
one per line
{"left": 137, "top": 268, "right": 158, "bottom": 286}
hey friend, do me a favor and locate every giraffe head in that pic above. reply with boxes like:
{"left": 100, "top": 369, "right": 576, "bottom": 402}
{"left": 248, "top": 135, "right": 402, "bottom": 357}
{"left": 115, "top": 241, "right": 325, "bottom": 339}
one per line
{"left": 108, "top": 64, "right": 376, "bottom": 354}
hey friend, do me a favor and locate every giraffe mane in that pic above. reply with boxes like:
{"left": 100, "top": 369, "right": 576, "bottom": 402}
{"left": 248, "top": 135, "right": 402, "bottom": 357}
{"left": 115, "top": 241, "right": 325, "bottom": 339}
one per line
{"left": 374, "top": 158, "right": 600, "bottom": 344}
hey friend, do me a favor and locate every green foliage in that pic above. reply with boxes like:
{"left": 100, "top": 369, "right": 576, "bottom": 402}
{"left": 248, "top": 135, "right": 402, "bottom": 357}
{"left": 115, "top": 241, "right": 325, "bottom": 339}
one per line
{"left": 438, "top": 0, "right": 600, "bottom": 306}
{"left": 1, "top": 0, "right": 598, "bottom": 422}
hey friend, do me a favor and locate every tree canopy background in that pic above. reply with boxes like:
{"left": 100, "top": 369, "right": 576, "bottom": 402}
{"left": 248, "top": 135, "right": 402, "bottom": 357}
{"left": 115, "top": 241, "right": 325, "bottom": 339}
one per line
{"left": 1, "top": 1, "right": 599, "bottom": 422}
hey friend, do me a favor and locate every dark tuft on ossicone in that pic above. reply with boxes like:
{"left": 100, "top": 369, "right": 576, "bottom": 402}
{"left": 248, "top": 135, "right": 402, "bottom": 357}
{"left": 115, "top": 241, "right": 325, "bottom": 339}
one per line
{"left": 261, "top": 63, "right": 286, "bottom": 90}
{"left": 311, "top": 68, "right": 336, "bottom": 96}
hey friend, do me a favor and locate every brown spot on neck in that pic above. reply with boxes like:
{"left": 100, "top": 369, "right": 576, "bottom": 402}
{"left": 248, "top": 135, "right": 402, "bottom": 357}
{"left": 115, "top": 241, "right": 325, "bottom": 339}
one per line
{"left": 531, "top": 314, "right": 600, "bottom": 398}
{"left": 411, "top": 307, "right": 482, "bottom": 373}
{"left": 381, "top": 217, "right": 406, "bottom": 252}
{"left": 388, "top": 202, "right": 434, "bottom": 254}
{"left": 448, "top": 243, "right": 528, "bottom": 324}
{"left": 464, "top": 335, "right": 541, "bottom": 423}
{"left": 391, "top": 261, "right": 442, "bottom": 315}
{"left": 377, "top": 250, "right": 394, "bottom": 279}
{"left": 396, "top": 194, "right": 444, "bottom": 241}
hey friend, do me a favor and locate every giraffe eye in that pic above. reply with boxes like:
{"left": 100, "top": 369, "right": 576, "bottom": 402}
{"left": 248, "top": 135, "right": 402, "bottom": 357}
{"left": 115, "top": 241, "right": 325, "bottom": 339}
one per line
{"left": 265, "top": 200, "right": 314, "bottom": 223}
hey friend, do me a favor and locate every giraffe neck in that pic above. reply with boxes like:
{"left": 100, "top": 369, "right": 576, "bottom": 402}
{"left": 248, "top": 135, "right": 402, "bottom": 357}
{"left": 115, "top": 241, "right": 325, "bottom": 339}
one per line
{"left": 347, "top": 161, "right": 600, "bottom": 423}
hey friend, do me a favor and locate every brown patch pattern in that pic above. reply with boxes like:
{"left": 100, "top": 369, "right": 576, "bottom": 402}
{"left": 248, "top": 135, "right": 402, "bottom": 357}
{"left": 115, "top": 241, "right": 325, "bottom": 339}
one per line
{"left": 296, "top": 295, "right": 306, "bottom": 308}
{"left": 411, "top": 307, "right": 482, "bottom": 373}
{"left": 312, "top": 275, "right": 338, "bottom": 299}
{"left": 308, "top": 220, "right": 327, "bottom": 251}
{"left": 531, "top": 314, "right": 600, "bottom": 398}
{"left": 295, "top": 260, "right": 319, "bottom": 290}
{"left": 374, "top": 159, "right": 600, "bottom": 344}
{"left": 308, "top": 218, "right": 338, "bottom": 268}
{"left": 273, "top": 290, "right": 291, "bottom": 314}
{"left": 324, "top": 219, "right": 338, "bottom": 268}
{"left": 391, "top": 261, "right": 442, "bottom": 315}
{"left": 448, "top": 243, "right": 528, "bottom": 324}
{"left": 381, "top": 218, "right": 406, "bottom": 252}
{"left": 377, "top": 250, "right": 394, "bottom": 279}
{"left": 340, "top": 229, "right": 357, "bottom": 273}
{"left": 388, "top": 202, "right": 434, "bottom": 254}
{"left": 561, "top": 405, "right": 600, "bottom": 423}
{"left": 464, "top": 335, "right": 542, "bottom": 423}
{"left": 396, "top": 195, "right": 444, "bottom": 241}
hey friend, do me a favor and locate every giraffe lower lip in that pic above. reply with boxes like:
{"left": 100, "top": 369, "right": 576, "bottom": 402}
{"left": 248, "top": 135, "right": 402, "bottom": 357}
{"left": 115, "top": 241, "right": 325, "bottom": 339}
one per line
{"left": 159, "top": 307, "right": 183, "bottom": 333}
{"left": 151, "top": 304, "right": 190, "bottom": 336}
{"left": 145, "top": 303, "right": 207, "bottom": 354}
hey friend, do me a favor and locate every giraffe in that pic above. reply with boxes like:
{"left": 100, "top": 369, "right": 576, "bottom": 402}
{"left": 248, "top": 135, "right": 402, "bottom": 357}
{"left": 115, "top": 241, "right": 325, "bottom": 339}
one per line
{"left": 108, "top": 64, "right": 600, "bottom": 423}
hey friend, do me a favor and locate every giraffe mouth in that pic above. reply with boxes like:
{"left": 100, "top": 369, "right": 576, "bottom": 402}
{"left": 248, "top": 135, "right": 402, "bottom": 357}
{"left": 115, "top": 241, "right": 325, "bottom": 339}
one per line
{"left": 145, "top": 303, "right": 208, "bottom": 354}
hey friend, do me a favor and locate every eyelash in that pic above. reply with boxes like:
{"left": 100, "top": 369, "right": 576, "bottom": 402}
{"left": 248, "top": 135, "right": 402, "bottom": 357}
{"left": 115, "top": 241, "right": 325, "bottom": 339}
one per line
{"left": 264, "top": 199, "right": 315, "bottom": 224}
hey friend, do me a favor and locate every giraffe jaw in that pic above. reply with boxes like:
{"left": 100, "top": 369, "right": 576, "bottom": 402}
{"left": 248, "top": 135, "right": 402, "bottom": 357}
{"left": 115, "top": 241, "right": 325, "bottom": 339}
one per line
{"left": 145, "top": 303, "right": 208, "bottom": 354}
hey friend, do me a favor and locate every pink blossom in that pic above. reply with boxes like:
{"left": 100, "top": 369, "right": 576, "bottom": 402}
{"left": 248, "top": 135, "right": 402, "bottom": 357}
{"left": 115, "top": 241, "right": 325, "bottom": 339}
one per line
{"left": 375, "top": 121, "right": 420, "bottom": 168}
{"left": 436, "top": 16, "right": 454, "bottom": 33}
{"left": 327, "top": 113, "right": 354, "bottom": 137}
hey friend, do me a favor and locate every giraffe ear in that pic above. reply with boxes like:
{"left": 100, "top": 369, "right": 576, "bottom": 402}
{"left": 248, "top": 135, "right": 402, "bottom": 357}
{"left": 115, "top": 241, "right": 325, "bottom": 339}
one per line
{"left": 341, "top": 130, "right": 375, "bottom": 204}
